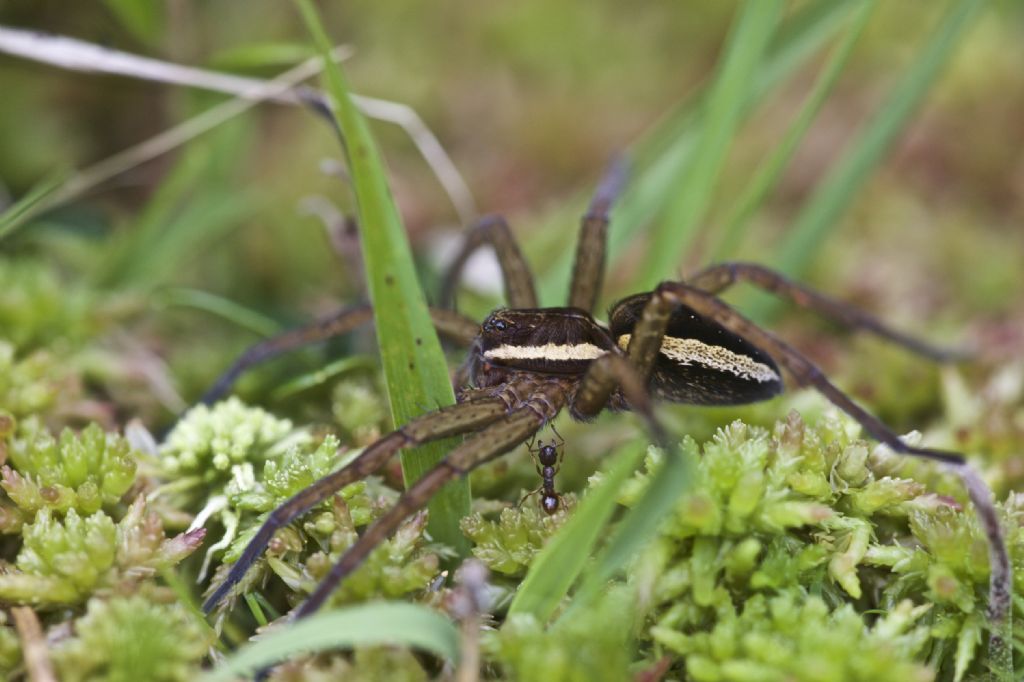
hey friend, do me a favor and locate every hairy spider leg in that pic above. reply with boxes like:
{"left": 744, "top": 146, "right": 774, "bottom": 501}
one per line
{"left": 197, "top": 304, "right": 480, "bottom": 406}
{"left": 201, "top": 395, "right": 508, "bottom": 613}
{"left": 687, "top": 262, "right": 969, "bottom": 362}
{"left": 567, "top": 156, "right": 628, "bottom": 313}
{"left": 440, "top": 214, "right": 538, "bottom": 310}
{"left": 291, "top": 381, "right": 569, "bottom": 619}
{"left": 630, "top": 280, "right": 1010, "bottom": 636}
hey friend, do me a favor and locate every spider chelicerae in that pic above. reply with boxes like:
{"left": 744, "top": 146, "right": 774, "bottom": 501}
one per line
{"left": 198, "top": 161, "right": 1008, "bottom": 636}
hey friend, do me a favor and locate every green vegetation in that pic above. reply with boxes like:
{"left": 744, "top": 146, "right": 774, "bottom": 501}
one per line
{"left": 1, "top": 0, "right": 1022, "bottom": 680}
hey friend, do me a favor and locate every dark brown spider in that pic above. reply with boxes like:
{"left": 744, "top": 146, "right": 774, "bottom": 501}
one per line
{"left": 198, "top": 163, "right": 1008, "bottom": 643}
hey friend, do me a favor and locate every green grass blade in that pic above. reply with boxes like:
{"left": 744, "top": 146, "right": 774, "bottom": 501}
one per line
{"left": 507, "top": 440, "right": 647, "bottom": 621}
{"left": 294, "top": 0, "right": 469, "bottom": 552}
{"left": 567, "top": 438, "right": 697, "bottom": 618}
{"left": 271, "top": 355, "right": 377, "bottom": 400}
{"left": 158, "top": 287, "right": 282, "bottom": 338}
{"left": 202, "top": 602, "right": 459, "bottom": 681}
{"left": 533, "top": 0, "right": 858, "bottom": 305}
{"left": 754, "top": 0, "right": 988, "bottom": 319}
{"left": 0, "top": 171, "right": 66, "bottom": 243}
{"left": 710, "top": 0, "right": 877, "bottom": 261}
{"left": 639, "top": 0, "right": 783, "bottom": 289}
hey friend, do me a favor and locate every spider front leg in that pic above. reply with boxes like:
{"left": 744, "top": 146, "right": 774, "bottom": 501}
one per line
{"left": 638, "top": 281, "right": 1011, "bottom": 643}
{"left": 197, "top": 303, "right": 480, "bottom": 406}
{"left": 293, "top": 394, "right": 560, "bottom": 619}
{"left": 201, "top": 395, "right": 509, "bottom": 613}
{"left": 687, "top": 261, "right": 967, "bottom": 362}
{"left": 567, "top": 157, "right": 627, "bottom": 313}
{"left": 440, "top": 215, "right": 538, "bottom": 310}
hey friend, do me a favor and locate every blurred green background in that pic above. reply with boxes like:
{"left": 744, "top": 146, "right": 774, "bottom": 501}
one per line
{"left": 0, "top": 0, "right": 1022, "bottom": 428}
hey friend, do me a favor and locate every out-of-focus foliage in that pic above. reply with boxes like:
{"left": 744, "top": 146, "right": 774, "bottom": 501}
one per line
{"left": 0, "top": 0, "right": 1022, "bottom": 679}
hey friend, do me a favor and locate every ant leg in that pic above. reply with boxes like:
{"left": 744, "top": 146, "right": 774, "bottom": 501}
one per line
{"left": 293, "top": 403, "right": 553, "bottom": 619}
{"left": 440, "top": 215, "right": 538, "bottom": 310}
{"left": 567, "top": 156, "right": 628, "bottom": 313}
{"left": 201, "top": 396, "right": 509, "bottom": 613}
{"left": 197, "top": 304, "right": 479, "bottom": 406}
{"left": 687, "top": 262, "right": 966, "bottom": 362}
{"left": 642, "top": 281, "right": 1010, "bottom": 640}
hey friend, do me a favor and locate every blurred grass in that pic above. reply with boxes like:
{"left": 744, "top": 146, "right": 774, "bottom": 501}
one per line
{"left": 751, "top": 0, "right": 989, "bottom": 321}
{"left": 640, "top": 0, "right": 783, "bottom": 288}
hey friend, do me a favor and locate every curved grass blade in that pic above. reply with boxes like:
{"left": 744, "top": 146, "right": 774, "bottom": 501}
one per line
{"left": 710, "top": 0, "right": 877, "bottom": 261}
{"left": 753, "top": 0, "right": 988, "bottom": 320}
{"left": 639, "top": 0, "right": 783, "bottom": 288}
{"left": 0, "top": 171, "right": 66, "bottom": 243}
{"left": 271, "top": 355, "right": 377, "bottom": 400}
{"left": 202, "top": 602, "right": 459, "bottom": 681}
{"left": 294, "top": 0, "right": 469, "bottom": 552}
{"left": 159, "top": 287, "right": 282, "bottom": 337}
{"left": 567, "top": 437, "right": 697, "bottom": 618}
{"left": 508, "top": 440, "right": 647, "bottom": 621}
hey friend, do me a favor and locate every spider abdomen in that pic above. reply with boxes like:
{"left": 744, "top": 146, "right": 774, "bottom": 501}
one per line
{"left": 610, "top": 293, "right": 783, "bottom": 405}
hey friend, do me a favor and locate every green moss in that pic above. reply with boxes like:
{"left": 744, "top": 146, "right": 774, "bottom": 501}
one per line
{"left": 0, "top": 343, "right": 71, "bottom": 419}
{"left": 652, "top": 592, "right": 933, "bottom": 682}
{"left": 161, "top": 397, "right": 309, "bottom": 489}
{"left": 0, "top": 258, "right": 91, "bottom": 353}
{"left": 0, "top": 418, "right": 136, "bottom": 524}
{"left": 0, "top": 497, "right": 204, "bottom": 607}
{"left": 53, "top": 595, "right": 210, "bottom": 682}
{"left": 461, "top": 496, "right": 576, "bottom": 576}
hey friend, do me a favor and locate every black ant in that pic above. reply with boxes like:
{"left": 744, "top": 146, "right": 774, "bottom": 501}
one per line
{"left": 523, "top": 429, "right": 565, "bottom": 514}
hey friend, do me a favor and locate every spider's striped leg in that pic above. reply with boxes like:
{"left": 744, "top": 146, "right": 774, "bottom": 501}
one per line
{"left": 293, "top": 389, "right": 563, "bottom": 619}
{"left": 642, "top": 281, "right": 1011, "bottom": 635}
{"left": 196, "top": 304, "right": 480, "bottom": 406}
{"left": 440, "top": 215, "right": 538, "bottom": 310}
{"left": 687, "top": 262, "right": 967, "bottom": 362}
{"left": 567, "top": 157, "right": 628, "bottom": 313}
{"left": 201, "top": 395, "right": 509, "bottom": 613}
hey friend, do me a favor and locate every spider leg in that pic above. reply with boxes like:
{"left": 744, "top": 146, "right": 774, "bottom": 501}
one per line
{"left": 572, "top": 351, "right": 668, "bottom": 447}
{"left": 687, "top": 262, "right": 967, "bottom": 362}
{"left": 568, "top": 157, "right": 628, "bottom": 313}
{"left": 201, "top": 396, "right": 509, "bottom": 613}
{"left": 197, "top": 303, "right": 480, "bottom": 406}
{"left": 293, "top": 402, "right": 555, "bottom": 619}
{"left": 639, "top": 281, "right": 1010, "bottom": 631}
{"left": 440, "top": 215, "right": 538, "bottom": 310}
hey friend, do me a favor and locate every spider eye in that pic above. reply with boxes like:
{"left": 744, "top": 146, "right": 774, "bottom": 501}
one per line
{"left": 493, "top": 319, "right": 507, "bottom": 331}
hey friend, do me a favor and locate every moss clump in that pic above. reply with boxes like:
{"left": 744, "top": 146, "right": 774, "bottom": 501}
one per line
{"left": 0, "top": 497, "right": 204, "bottom": 607}
{"left": 0, "top": 258, "right": 91, "bottom": 353}
{"left": 461, "top": 495, "right": 576, "bottom": 576}
{"left": 0, "top": 418, "right": 136, "bottom": 525}
{"left": 161, "top": 397, "right": 310, "bottom": 489}
{"left": 53, "top": 595, "right": 211, "bottom": 682}
{"left": 652, "top": 592, "right": 933, "bottom": 682}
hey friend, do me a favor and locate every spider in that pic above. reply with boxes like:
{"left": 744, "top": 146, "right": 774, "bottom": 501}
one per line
{"left": 198, "top": 161, "right": 1008, "bottom": 636}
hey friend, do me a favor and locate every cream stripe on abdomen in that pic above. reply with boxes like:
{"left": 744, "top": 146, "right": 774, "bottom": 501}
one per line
{"left": 617, "top": 334, "right": 779, "bottom": 383}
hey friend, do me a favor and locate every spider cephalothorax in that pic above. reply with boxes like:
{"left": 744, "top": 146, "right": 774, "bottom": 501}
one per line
{"left": 195, "top": 161, "right": 1008, "bottom": 640}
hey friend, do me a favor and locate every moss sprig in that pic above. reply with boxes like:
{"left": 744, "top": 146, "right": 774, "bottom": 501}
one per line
{"left": 0, "top": 418, "right": 136, "bottom": 526}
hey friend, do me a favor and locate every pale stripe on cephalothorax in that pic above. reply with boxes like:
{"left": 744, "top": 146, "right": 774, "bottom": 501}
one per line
{"left": 484, "top": 342, "right": 608, "bottom": 362}
{"left": 617, "top": 334, "right": 779, "bottom": 383}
